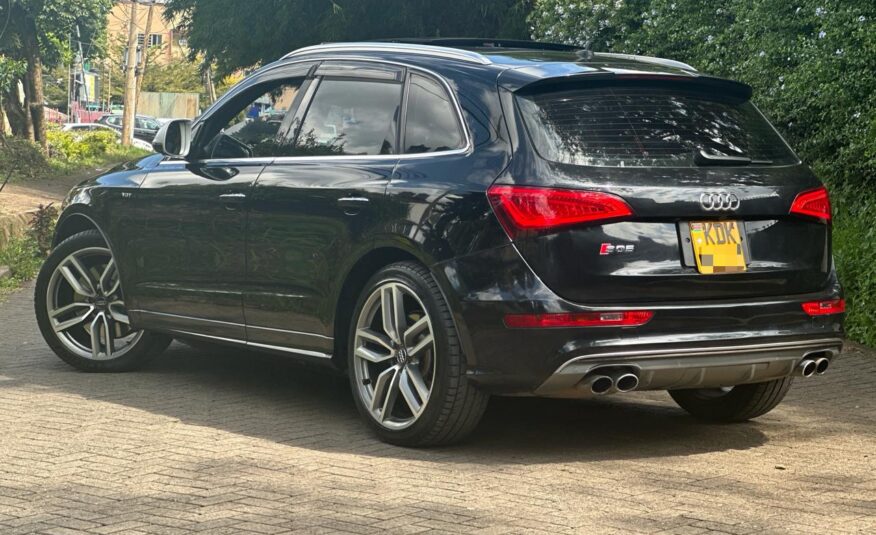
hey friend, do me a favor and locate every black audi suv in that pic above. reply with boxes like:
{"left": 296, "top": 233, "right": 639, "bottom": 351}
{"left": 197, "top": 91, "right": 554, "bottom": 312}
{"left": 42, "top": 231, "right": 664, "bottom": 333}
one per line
{"left": 35, "top": 39, "right": 844, "bottom": 446}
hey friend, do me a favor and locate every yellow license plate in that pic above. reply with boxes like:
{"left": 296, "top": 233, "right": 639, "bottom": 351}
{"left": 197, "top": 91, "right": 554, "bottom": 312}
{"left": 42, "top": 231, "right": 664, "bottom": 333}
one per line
{"left": 689, "top": 221, "right": 747, "bottom": 274}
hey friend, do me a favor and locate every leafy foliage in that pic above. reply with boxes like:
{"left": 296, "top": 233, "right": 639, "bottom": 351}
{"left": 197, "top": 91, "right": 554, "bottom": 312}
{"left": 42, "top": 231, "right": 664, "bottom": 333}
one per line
{"left": 0, "top": 0, "right": 112, "bottom": 67}
{"left": 0, "top": 137, "right": 50, "bottom": 180}
{"left": 0, "top": 234, "right": 42, "bottom": 294}
{"left": 28, "top": 203, "right": 58, "bottom": 256}
{"left": 45, "top": 129, "right": 148, "bottom": 170}
{"left": 0, "top": 204, "right": 55, "bottom": 296}
{"left": 47, "top": 129, "right": 115, "bottom": 161}
{"left": 531, "top": 0, "right": 876, "bottom": 345}
{"left": 164, "top": 0, "right": 532, "bottom": 76}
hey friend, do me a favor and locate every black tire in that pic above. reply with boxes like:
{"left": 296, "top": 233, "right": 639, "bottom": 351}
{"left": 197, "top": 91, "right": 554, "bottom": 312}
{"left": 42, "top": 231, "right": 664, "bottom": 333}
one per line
{"left": 669, "top": 377, "right": 794, "bottom": 422}
{"left": 34, "top": 230, "right": 172, "bottom": 372}
{"left": 347, "top": 261, "right": 488, "bottom": 447}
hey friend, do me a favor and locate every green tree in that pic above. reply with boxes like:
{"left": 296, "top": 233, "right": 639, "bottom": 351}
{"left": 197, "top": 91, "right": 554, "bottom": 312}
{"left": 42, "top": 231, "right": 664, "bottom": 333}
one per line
{"left": 0, "top": 0, "right": 111, "bottom": 147}
{"left": 164, "top": 0, "right": 532, "bottom": 76}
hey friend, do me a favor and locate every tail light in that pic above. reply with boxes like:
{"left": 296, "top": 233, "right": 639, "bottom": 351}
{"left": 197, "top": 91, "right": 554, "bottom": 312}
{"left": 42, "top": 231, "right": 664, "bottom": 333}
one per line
{"left": 790, "top": 186, "right": 831, "bottom": 223}
{"left": 802, "top": 298, "right": 845, "bottom": 316}
{"left": 504, "top": 310, "right": 654, "bottom": 328}
{"left": 487, "top": 185, "right": 633, "bottom": 237}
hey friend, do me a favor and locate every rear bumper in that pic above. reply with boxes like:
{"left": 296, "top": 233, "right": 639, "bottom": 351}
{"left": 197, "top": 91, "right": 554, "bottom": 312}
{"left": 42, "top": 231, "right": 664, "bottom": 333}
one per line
{"left": 534, "top": 336, "right": 842, "bottom": 398}
{"left": 433, "top": 244, "right": 845, "bottom": 395}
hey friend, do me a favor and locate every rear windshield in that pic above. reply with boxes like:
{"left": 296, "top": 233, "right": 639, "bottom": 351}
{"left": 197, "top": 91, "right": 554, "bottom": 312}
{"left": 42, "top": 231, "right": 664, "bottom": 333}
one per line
{"left": 516, "top": 86, "right": 798, "bottom": 167}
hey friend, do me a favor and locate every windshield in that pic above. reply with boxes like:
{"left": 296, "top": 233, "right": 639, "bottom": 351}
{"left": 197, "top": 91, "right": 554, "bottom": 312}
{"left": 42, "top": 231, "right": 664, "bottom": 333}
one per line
{"left": 517, "top": 85, "right": 798, "bottom": 167}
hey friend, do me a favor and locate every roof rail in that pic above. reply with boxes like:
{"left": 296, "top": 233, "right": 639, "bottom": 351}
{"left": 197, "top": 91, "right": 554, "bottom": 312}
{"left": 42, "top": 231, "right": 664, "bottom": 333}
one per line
{"left": 593, "top": 52, "right": 697, "bottom": 72}
{"left": 282, "top": 42, "right": 492, "bottom": 65}
{"left": 379, "top": 38, "right": 581, "bottom": 52}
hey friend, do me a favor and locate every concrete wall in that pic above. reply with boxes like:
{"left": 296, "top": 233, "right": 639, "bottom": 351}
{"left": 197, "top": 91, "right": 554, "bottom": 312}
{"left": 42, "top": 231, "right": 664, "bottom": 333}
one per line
{"left": 137, "top": 92, "right": 200, "bottom": 119}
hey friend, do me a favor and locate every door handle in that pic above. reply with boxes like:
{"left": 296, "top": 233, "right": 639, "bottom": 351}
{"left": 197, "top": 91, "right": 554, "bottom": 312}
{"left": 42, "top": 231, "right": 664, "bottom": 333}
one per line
{"left": 219, "top": 192, "right": 247, "bottom": 210}
{"left": 337, "top": 196, "right": 370, "bottom": 215}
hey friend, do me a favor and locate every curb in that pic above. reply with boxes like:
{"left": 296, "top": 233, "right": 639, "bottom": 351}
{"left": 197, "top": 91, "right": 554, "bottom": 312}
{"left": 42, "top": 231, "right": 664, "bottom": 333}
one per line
{"left": 0, "top": 209, "right": 38, "bottom": 250}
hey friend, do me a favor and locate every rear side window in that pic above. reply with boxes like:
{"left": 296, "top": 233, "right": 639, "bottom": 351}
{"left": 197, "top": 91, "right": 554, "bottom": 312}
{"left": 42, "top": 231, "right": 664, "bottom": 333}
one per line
{"left": 404, "top": 74, "right": 464, "bottom": 154}
{"left": 294, "top": 78, "right": 402, "bottom": 156}
{"left": 517, "top": 86, "right": 797, "bottom": 167}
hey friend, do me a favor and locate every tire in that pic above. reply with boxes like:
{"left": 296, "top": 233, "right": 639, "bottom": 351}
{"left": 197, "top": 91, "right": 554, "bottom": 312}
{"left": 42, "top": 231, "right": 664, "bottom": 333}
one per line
{"left": 347, "top": 261, "right": 488, "bottom": 447}
{"left": 669, "top": 377, "right": 794, "bottom": 422}
{"left": 34, "top": 230, "right": 171, "bottom": 372}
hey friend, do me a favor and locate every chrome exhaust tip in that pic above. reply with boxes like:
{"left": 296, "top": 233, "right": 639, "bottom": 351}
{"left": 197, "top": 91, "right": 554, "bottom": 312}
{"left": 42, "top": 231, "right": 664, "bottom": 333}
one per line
{"left": 614, "top": 373, "right": 640, "bottom": 393}
{"left": 589, "top": 375, "right": 614, "bottom": 395}
{"left": 797, "top": 359, "right": 817, "bottom": 378}
{"left": 814, "top": 357, "right": 830, "bottom": 375}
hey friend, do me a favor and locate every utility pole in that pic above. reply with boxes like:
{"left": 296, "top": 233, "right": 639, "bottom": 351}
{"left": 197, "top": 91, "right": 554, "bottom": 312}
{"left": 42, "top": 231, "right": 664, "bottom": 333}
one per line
{"left": 135, "top": 1, "right": 155, "bottom": 102}
{"left": 121, "top": 0, "right": 139, "bottom": 146}
{"left": 202, "top": 63, "right": 217, "bottom": 105}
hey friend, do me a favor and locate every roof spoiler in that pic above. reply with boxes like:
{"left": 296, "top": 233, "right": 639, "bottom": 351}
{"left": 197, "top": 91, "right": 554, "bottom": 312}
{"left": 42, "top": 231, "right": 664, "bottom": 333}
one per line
{"left": 503, "top": 70, "right": 753, "bottom": 100}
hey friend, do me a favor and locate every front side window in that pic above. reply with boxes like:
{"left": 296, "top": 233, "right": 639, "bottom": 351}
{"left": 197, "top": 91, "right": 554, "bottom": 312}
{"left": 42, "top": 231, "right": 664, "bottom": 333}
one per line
{"left": 404, "top": 74, "right": 464, "bottom": 154}
{"left": 293, "top": 79, "right": 402, "bottom": 156}
{"left": 206, "top": 81, "right": 303, "bottom": 159}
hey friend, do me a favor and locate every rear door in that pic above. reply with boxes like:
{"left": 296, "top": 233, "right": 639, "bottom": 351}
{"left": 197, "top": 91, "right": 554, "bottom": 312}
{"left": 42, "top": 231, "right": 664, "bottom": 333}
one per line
{"left": 502, "top": 78, "right": 830, "bottom": 303}
{"left": 244, "top": 61, "right": 404, "bottom": 356}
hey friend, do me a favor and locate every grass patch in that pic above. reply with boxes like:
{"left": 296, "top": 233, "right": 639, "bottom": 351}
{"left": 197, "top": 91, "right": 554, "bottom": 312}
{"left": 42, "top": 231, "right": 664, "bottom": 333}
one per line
{"left": 0, "top": 234, "right": 42, "bottom": 300}
{"left": 0, "top": 204, "right": 57, "bottom": 301}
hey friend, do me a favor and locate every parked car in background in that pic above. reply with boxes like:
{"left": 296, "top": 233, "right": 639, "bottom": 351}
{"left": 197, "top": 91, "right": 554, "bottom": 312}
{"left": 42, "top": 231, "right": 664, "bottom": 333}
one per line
{"left": 95, "top": 114, "right": 162, "bottom": 142}
{"left": 61, "top": 123, "right": 154, "bottom": 152}
{"left": 36, "top": 40, "right": 843, "bottom": 447}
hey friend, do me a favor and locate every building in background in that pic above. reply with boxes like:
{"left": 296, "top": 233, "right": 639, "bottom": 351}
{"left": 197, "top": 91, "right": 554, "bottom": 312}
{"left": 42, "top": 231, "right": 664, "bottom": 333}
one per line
{"left": 107, "top": 0, "right": 188, "bottom": 67}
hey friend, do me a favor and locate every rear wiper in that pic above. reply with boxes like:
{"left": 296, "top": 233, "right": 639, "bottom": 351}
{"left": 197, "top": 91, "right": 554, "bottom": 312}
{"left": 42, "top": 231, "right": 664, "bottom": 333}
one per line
{"left": 694, "top": 150, "right": 772, "bottom": 166}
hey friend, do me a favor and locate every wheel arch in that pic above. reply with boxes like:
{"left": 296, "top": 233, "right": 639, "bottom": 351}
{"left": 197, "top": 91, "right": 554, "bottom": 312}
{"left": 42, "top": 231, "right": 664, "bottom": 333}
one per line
{"left": 330, "top": 241, "right": 477, "bottom": 372}
{"left": 331, "top": 247, "right": 419, "bottom": 369}
{"left": 53, "top": 211, "right": 104, "bottom": 247}
{"left": 51, "top": 209, "right": 135, "bottom": 309}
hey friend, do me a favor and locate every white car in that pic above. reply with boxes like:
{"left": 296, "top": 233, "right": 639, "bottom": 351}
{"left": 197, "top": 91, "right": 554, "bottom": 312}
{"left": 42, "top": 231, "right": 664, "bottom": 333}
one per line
{"left": 61, "top": 123, "right": 154, "bottom": 152}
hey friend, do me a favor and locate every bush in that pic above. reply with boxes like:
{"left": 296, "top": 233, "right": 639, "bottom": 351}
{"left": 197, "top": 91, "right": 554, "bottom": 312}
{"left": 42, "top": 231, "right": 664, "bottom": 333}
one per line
{"left": 530, "top": 1, "right": 876, "bottom": 346}
{"left": 0, "top": 203, "right": 56, "bottom": 298}
{"left": 0, "top": 136, "right": 50, "bottom": 180}
{"left": 29, "top": 203, "right": 59, "bottom": 256}
{"left": 46, "top": 129, "right": 118, "bottom": 163}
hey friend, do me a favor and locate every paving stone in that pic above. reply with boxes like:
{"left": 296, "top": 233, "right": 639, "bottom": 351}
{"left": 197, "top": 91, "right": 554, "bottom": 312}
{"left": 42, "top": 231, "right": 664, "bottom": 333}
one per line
{"left": 0, "top": 283, "right": 873, "bottom": 533}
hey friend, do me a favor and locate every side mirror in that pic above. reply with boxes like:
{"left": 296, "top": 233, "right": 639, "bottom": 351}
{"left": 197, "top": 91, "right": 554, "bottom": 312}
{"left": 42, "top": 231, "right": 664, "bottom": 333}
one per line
{"left": 152, "top": 119, "right": 193, "bottom": 158}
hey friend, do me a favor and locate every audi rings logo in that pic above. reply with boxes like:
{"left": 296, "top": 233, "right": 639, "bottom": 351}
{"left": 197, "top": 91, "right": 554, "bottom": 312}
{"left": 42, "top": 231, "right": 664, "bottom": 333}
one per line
{"left": 700, "top": 192, "right": 741, "bottom": 211}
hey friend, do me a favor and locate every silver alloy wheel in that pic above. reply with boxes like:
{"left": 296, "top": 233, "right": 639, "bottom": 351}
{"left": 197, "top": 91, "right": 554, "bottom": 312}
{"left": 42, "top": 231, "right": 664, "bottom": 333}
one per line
{"left": 353, "top": 281, "right": 437, "bottom": 430}
{"left": 46, "top": 247, "right": 142, "bottom": 360}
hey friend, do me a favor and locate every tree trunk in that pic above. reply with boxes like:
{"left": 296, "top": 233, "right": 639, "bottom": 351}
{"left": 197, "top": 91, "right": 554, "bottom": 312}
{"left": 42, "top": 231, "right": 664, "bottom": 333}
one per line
{"left": 22, "top": 14, "right": 47, "bottom": 153}
{"left": 135, "top": 2, "right": 155, "bottom": 101}
{"left": 121, "top": 0, "right": 139, "bottom": 146}
{"left": 1, "top": 88, "right": 29, "bottom": 137}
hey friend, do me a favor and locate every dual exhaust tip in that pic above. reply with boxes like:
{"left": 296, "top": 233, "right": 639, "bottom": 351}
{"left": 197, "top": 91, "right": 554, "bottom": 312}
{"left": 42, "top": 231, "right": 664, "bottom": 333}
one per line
{"left": 585, "top": 356, "right": 831, "bottom": 394}
{"left": 585, "top": 370, "right": 639, "bottom": 395}
{"left": 797, "top": 357, "right": 830, "bottom": 378}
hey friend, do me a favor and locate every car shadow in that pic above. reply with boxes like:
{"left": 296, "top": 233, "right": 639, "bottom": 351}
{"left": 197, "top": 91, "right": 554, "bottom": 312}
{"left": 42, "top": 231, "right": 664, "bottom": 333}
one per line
{"left": 4, "top": 339, "right": 778, "bottom": 463}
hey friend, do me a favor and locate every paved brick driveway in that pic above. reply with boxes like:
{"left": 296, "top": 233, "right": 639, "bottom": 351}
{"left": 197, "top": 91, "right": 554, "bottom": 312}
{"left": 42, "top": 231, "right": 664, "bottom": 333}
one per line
{"left": 1, "top": 284, "right": 874, "bottom": 534}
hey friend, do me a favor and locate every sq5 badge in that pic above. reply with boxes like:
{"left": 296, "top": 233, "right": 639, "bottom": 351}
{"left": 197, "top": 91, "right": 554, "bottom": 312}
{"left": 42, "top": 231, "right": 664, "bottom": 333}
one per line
{"left": 599, "top": 243, "right": 636, "bottom": 255}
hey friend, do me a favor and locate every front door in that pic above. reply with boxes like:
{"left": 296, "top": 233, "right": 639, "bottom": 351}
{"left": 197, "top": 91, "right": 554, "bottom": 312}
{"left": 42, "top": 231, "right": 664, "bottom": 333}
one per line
{"left": 244, "top": 62, "right": 405, "bottom": 357}
{"left": 125, "top": 69, "right": 311, "bottom": 340}
{"left": 125, "top": 159, "right": 264, "bottom": 339}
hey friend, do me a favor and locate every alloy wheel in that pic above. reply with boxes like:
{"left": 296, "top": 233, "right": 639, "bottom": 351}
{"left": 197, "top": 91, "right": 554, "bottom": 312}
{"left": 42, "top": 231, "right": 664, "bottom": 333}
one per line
{"left": 45, "top": 247, "right": 142, "bottom": 360}
{"left": 353, "top": 281, "right": 437, "bottom": 430}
